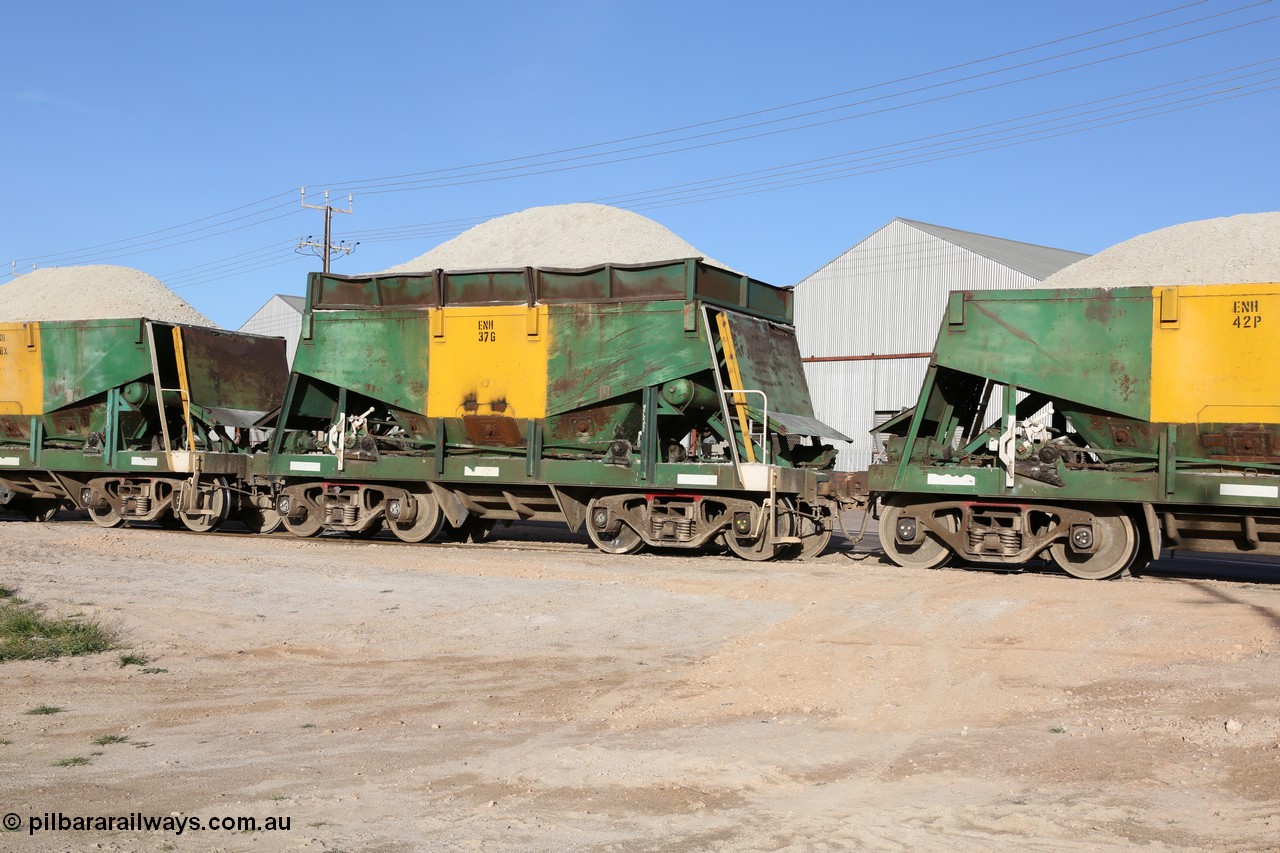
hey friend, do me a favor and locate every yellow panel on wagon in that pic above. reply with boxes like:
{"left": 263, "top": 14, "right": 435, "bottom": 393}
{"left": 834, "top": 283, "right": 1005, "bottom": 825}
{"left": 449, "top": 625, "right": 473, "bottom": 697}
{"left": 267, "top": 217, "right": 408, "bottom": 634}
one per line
{"left": 426, "top": 305, "right": 550, "bottom": 420}
{"left": 0, "top": 322, "right": 43, "bottom": 416}
{"left": 1150, "top": 283, "right": 1280, "bottom": 425}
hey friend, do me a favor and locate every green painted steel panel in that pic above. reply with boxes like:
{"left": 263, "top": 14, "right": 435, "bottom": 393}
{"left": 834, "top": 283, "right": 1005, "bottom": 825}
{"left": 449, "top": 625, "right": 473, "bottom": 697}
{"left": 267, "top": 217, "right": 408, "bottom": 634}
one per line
{"left": 724, "top": 311, "right": 816, "bottom": 419}
{"left": 538, "top": 263, "right": 689, "bottom": 303}
{"left": 181, "top": 327, "right": 287, "bottom": 413}
{"left": 38, "top": 319, "right": 151, "bottom": 412}
{"left": 293, "top": 310, "right": 430, "bottom": 414}
{"left": 545, "top": 302, "right": 709, "bottom": 415}
{"left": 309, "top": 259, "right": 793, "bottom": 322}
{"left": 443, "top": 269, "right": 532, "bottom": 305}
{"left": 936, "top": 287, "right": 1153, "bottom": 420}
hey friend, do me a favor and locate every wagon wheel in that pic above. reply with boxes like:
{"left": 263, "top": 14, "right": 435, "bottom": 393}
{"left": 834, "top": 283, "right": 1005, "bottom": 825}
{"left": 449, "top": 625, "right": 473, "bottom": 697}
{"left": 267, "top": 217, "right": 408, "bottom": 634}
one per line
{"left": 387, "top": 493, "right": 443, "bottom": 543}
{"left": 177, "top": 477, "right": 230, "bottom": 533}
{"left": 88, "top": 503, "right": 125, "bottom": 529}
{"left": 878, "top": 497, "right": 952, "bottom": 570}
{"left": 795, "top": 501, "right": 834, "bottom": 559}
{"left": 1047, "top": 504, "right": 1137, "bottom": 580}
{"left": 238, "top": 506, "right": 283, "bottom": 535}
{"left": 16, "top": 498, "right": 61, "bottom": 523}
{"left": 726, "top": 499, "right": 795, "bottom": 562}
{"left": 278, "top": 491, "right": 323, "bottom": 538}
{"left": 585, "top": 498, "right": 645, "bottom": 555}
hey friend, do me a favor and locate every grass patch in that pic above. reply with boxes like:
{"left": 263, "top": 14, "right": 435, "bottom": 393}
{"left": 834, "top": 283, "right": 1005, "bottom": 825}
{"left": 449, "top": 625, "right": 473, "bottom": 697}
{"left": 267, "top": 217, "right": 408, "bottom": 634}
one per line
{"left": 0, "top": 588, "right": 116, "bottom": 661}
{"left": 24, "top": 704, "right": 65, "bottom": 716}
{"left": 1049, "top": 725, "right": 1067, "bottom": 734}
{"left": 140, "top": 667, "right": 168, "bottom": 674}
{"left": 118, "top": 652, "right": 149, "bottom": 668}
{"left": 93, "top": 734, "right": 129, "bottom": 746}
{"left": 53, "top": 756, "right": 90, "bottom": 767}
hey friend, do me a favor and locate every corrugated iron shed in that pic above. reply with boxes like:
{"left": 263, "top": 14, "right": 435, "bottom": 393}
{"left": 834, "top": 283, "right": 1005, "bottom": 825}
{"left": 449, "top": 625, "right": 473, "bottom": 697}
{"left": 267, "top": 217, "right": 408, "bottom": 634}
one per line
{"left": 238, "top": 294, "right": 305, "bottom": 366}
{"left": 901, "top": 219, "right": 1090, "bottom": 282}
{"left": 794, "top": 218, "right": 1087, "bottom": 470}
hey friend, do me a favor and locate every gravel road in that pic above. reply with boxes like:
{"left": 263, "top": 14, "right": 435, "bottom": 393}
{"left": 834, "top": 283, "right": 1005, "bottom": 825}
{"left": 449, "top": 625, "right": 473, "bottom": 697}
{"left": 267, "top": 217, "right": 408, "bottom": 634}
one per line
{"left": 1, "top": 519, "right": 1277, "bottom": 852}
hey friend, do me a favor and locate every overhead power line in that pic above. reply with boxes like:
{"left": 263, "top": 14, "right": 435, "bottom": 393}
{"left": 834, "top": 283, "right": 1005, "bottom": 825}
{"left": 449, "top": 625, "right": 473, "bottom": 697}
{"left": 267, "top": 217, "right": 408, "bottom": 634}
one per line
{"left": 11, "top": 191, "right": 298, "bottom": 265}
{"left": 8, "top": 1, "right": 1276, "bottom": 278}
{"left": 320, "top": 7, "right": 1280, "bottom": 199}
{"left": 314, "top": 0, "right": 1234, "bottom": 192}
{"left": 321, "top": 58, "right": 1280, "bottom": 246}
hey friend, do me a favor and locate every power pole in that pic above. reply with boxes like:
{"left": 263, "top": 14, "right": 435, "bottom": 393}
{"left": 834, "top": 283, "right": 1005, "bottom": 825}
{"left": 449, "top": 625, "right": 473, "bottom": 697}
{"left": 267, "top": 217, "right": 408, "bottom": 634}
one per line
{"left": 297, "top": 188, "right": 357, "bottom": 273}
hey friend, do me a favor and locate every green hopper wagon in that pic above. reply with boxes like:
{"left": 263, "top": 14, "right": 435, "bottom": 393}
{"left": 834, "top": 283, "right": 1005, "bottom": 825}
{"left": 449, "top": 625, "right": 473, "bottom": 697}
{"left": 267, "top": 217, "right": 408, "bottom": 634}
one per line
{"left": 270, "top": 258, "right": 848, "bottom": 560}
{"left": 0, "top": 317, "right": 287, "bottom": 530}
{"left": 871, "top": 282, "right": 1280, "bottom": 578}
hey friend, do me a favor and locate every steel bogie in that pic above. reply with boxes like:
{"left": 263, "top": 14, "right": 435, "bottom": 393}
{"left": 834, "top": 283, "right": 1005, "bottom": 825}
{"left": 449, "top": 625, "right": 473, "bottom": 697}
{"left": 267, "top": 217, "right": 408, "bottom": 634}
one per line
{"left": 80, "top": 478, "right": 182, "bottom": 527}
{"left": 583, "top": 491, "right": 807, "bottom": 560}
{"left": 877, "top": 495, "right": 1141, "bottom": 579}
{"left": 73, "top": 475, "right": 275, "bottom": 534}
{"left": 276, "top": 481, "right": 465, "bottom": 543}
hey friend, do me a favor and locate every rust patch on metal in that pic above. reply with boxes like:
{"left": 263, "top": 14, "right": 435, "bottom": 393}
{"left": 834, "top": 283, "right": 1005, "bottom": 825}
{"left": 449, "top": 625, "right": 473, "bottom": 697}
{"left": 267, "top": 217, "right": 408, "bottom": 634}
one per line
{"left": 1224, "top": 427, "right": 1274, "bottom": 456}
{"left": 825, "top": 470, "right": 868, "bottom": 501}
{"left": 1083, "top": 291, "right": 1117, "bottom": 323}
{"left": 181, "top": 327, "right": 287, "bottom": 412}
{"left": 463, "top": 416, "right": 524, "bottom": 447}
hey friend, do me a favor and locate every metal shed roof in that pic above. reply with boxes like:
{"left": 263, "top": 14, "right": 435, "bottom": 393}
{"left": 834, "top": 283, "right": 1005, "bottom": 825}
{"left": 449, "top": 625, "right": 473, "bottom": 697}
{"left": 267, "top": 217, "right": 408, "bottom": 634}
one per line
{"left": 898, "top": 219, "right": 1087, "bottom": 281}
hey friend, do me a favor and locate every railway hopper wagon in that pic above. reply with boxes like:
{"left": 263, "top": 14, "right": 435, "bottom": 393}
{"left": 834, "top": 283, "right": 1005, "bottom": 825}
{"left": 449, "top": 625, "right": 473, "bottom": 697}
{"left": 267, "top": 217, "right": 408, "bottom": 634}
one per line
{"left": 871, "top": 282, "right": 1280, "bottom": 578}
{"left": 270, "top": 258, "right": 848, "bottom": 560}
{"left": 0, "top": 318, "right": 287, "bottom": 531}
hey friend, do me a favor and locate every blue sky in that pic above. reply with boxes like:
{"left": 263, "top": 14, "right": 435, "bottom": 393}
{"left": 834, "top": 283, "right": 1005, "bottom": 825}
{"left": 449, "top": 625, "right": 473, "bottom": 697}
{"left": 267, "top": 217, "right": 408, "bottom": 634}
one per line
{"left": 3, "top": 1, "right": 1278, "bottom": 328}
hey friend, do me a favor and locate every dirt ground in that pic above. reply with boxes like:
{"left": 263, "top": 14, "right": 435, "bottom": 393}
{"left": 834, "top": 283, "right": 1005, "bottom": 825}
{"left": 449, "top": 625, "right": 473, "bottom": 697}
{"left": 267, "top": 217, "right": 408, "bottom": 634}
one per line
{"left": 1, "top": 514, "right": 1278, "bottom": 853}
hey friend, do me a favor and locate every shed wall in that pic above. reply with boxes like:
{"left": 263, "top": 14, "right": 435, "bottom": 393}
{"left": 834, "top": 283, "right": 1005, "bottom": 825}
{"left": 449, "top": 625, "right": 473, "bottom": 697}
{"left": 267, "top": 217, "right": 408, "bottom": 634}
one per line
{"left": 238, "top": 296, "right": 304, "bottom": 366}
{"left": 795, "top": 220, "right": 1060, "bottom": 471}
